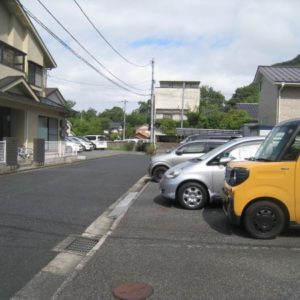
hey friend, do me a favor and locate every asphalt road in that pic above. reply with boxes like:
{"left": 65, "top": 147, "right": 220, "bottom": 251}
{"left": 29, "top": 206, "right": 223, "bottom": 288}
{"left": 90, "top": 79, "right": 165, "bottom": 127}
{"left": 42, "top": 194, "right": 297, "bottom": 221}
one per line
{"left": 54, "top": 182, "right": 300, "bottom": 300}
{"left": 0, "top": 153, "right": 148, "bottom": 300}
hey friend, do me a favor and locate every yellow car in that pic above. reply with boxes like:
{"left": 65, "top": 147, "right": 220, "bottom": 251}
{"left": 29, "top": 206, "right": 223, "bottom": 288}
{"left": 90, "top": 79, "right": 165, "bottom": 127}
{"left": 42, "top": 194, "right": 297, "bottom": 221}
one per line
{"left": 223, "top": 119, "right": 300, "bottom": 239}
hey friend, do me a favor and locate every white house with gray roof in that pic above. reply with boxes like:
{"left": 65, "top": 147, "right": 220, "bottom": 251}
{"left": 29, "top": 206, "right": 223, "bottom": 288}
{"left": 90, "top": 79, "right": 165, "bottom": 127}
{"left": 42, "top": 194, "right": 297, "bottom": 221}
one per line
{"left": 254, "top": 66, "right": 300, "bottom": 126}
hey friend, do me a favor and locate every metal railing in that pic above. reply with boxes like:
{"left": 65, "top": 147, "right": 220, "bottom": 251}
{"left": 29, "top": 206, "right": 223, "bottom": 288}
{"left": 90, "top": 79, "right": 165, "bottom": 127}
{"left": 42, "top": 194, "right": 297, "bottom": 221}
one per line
{"left": 44, "top": 141, "right": 78, "bottom": 161}
{"left": 0, "top": 141, "right": 6, "bottom": 164}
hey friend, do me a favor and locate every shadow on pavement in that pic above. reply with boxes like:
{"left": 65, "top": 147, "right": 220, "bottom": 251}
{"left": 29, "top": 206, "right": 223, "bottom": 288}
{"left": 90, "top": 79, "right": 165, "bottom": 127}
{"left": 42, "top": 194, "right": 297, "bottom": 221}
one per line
{"left": 153, "top": 194, "right": 184, "bottom": 210}
{"left": 202, "top": 204, "right": 249, "bottom": 238}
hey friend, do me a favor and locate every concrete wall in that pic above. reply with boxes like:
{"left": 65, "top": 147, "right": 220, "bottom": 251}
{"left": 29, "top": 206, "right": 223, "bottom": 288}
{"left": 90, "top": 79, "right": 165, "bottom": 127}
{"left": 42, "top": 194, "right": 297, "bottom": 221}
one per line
{"left": 155, "top": 87, "right": 200, "bottom": 120}
{"left": 258, "top": 77, "right": 278, "bottom": 126}
{"left": 0, "top": 2, "right": 10, "bottom": 42}
{"left": 279, "top": 87, "right": 300, "bottom": 122}
{"left": 0, "top": 2, "right": 45, "bottom": 83}
{"left": 0, "top": 64, "right": 23, "bottom": 80}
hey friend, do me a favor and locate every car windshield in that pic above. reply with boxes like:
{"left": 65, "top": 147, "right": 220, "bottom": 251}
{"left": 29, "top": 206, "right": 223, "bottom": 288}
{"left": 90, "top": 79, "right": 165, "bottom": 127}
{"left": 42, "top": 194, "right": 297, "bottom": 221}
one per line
{"left": 254, "top": 124, "right": 298, "bottom": 162}
{"left": 197, "top": 139, "right": 238, "bottom": 160}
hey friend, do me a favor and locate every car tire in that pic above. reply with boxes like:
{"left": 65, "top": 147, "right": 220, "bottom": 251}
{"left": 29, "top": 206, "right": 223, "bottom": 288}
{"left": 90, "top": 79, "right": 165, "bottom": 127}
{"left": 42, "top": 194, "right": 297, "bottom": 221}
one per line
{"left": 177, "top": 182, "right": 208, "bottom": 210}
{"left": 152, "top": 166, "right": 168, "bottom": 182}
{"left": 243, "top": 200, "right": 286, "bottom": 239}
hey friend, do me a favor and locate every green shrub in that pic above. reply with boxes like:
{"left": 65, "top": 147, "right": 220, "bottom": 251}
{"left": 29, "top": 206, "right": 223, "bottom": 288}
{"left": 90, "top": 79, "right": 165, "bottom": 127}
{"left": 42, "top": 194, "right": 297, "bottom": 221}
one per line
{"left": 145, "top": 143, "right": 156, "bottom": 155}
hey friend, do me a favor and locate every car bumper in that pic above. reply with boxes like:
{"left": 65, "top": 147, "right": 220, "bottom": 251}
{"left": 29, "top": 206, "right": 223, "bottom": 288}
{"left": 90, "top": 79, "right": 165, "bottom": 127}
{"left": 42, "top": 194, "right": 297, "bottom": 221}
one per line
{"left": 222, "top": 188, "right": 240, "bottom": 225}
{"left": 159, "top": 177, "right": 177, "bottom": 200}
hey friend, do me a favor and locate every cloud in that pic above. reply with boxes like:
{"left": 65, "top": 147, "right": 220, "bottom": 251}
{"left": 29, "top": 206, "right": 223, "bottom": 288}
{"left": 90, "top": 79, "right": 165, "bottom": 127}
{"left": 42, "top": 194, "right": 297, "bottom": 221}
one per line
{"left": 20, "top": 0, "right": 300, "bottom": 112}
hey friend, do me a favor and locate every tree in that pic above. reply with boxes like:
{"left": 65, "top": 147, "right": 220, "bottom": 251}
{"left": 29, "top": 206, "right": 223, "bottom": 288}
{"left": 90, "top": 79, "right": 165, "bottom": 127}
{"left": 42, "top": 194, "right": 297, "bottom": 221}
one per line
{"left": 228, "top": 83, "right": 259, "bottom": 107}
{"left": 100, "top": 107, "right": 123, "bottom": 122}
{"left": 201, "top": 85, "right": 225, "bottom": 109}
{"left": 155, "top": 119, "right": 179, "bottom": 135}
{"left": 220, "top": 109, "right": 252, "bottom": 129}
{"left": 65, "top": 100, "right": 76, "bottom": 109}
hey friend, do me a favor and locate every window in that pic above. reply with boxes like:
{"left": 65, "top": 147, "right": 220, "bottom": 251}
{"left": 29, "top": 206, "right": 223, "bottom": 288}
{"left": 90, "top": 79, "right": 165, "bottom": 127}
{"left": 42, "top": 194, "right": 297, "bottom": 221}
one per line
{"left": 180, "top": 142, "right": 205, "bottom": 154}
{"left": 28, "top": 61, "right": 43, "bottom": 87}
{"left": 281, "top": 132, "right": 300, "bottom": 161}
{"left": 208, "top": 142, "right": 261, "bottom": 165}
{"left": 163, "top": 114, "right": 173, "bottom": 119}
{"left": 38, "top": 116, "right": 58, "bottom": 141}
{"left": 0, "top": 41, "right": 25, "bottom": 71}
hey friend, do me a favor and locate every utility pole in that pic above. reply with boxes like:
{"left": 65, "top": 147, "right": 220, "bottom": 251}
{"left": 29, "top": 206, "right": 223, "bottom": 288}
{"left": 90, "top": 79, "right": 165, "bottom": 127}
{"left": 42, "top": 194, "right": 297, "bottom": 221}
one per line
{"left": 181, "top": 81, "right": 186, "bottom": 129}
{"left": 121, "top": 100, "right": 128, "bottom": 140}
{"left": 150, "top": 58, "right": 155, "bottom": 144}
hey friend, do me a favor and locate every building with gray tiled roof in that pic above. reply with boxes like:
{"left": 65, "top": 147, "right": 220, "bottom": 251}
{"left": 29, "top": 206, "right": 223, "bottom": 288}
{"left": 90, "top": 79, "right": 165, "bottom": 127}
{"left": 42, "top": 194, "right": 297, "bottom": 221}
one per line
{"left": 253, "top": 66, "right": 300, "bottom": 126}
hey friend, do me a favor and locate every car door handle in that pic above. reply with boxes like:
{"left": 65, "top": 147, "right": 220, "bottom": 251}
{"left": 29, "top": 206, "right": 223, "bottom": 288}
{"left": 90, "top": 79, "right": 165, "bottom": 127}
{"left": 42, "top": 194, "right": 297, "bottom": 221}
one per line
{"left": 280, "top": 167, "right": 289, "bottom": 170}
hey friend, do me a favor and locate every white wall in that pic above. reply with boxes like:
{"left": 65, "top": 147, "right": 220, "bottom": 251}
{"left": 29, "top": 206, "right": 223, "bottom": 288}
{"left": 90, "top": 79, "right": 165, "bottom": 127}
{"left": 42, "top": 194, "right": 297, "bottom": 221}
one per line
{"left": 279, "top": 87, "right": 300, "bottom": 122}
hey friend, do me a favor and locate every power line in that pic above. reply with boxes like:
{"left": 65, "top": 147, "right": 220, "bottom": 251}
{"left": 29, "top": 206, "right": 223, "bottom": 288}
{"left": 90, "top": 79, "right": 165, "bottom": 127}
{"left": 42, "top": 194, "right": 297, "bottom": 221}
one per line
{"left": 36, "top": 0, "right": 149, "bottom": 93}
{"left": 21, "top": 5, "right": 150, "bottom": 97}
{"left": 73, "top": 0, "right": 150, "bottom": 68}
{"left": 48, "top": 74, "right": 151, "bottom": 89}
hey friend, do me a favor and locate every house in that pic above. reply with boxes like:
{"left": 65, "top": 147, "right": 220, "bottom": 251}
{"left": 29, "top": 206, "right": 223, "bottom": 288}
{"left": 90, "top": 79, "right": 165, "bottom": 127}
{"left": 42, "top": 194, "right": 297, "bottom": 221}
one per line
{"left": 235, "top": 103, "right": 259, "bottom": 123}
{"left": 135, "top": 124, "right": 150, "bottom": 139}
{"left": 253, "top": 66, "right": 300, "bottom": 126}
{"left": 0, "top": 0, "right": 71, "bottom": 149}
{"left": 155, "top": 81, "right": 200, "bottom": 121}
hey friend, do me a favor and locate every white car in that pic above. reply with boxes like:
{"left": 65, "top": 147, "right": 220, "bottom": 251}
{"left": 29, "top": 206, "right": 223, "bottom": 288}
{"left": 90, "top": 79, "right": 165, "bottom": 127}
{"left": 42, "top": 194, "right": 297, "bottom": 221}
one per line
{"left": 64, "top": 138, "right": 83, "bottom": 153}
{"left": 85, "top": 135, "right": 108, "bottom": 150}
{"left": 68, "top": 136, "right": 93, "bottom": 151}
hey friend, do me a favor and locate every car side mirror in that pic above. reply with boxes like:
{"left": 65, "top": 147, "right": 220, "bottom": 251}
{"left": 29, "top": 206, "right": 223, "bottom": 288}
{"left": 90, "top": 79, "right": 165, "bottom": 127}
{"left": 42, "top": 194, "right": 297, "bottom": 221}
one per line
{"left": 176, "top": 149, "right": 183, "bottom": 156}
{"left": 219, "top": 157, "right": 232, "bottom": 166}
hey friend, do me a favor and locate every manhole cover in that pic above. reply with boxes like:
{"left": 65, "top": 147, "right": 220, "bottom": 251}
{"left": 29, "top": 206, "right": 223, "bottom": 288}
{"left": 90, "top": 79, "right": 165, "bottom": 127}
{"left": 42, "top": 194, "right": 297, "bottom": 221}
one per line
{"left": 65, "top": 237, "right": 99, "bottom": 254}
{"left": 113, "top": 282, "right": 153, "bottom": 300}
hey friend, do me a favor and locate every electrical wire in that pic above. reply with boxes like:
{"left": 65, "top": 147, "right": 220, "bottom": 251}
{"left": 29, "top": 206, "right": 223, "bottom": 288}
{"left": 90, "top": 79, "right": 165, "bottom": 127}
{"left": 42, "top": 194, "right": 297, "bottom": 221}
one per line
{"left": 49, "top": 74, "right": 151, "bottom": 88}
{"left": 73, "top": 0, "right": 150, "bottom": 68}
{"left": 36, "top": 0, "right": 150, "bottom": 92}
{"left": 21, "top": 5, "right": 150, "bottom": 97}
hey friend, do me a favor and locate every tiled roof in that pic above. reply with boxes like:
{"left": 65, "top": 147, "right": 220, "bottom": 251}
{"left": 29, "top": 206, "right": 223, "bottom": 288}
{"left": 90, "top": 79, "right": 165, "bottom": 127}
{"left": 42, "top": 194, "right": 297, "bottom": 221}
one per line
{"left": 254, "top": 66, "right": 300, "bottom": 84}
{"left": 236, "top": 103, "right": 258, "bottom": 120}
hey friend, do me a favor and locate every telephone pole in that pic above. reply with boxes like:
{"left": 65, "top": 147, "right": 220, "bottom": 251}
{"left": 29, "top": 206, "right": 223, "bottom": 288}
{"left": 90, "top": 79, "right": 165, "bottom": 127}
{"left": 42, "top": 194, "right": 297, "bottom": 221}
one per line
{"left": 181, "top": 81, "right": 186, "bottom": 129}
{"left": 150, "top": 59, "right": 155, "bottom": 144}
{"left": 121, "top": 100, "right": 128, "bottom": 140}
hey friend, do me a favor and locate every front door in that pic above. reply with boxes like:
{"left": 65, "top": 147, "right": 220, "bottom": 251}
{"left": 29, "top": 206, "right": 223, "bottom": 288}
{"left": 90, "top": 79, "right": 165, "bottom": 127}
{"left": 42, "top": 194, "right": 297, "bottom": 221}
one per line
{"left": 0, "top": 106, "right": 11, "bottom": 140}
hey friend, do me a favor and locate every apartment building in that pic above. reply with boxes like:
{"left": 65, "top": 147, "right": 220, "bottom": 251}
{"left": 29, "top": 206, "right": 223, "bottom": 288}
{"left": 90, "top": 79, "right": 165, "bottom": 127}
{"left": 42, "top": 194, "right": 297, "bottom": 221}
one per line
{"left": 0, "top": 0, "right": 70, "bottom": 148}
{"left": 155, "top": 80, "right": 200, "bottom": 121}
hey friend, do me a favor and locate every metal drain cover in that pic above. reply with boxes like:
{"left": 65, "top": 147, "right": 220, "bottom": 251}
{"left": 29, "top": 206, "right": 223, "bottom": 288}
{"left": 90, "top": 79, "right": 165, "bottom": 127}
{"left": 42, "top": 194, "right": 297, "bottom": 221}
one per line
{"left": 65, "top": 237, "right": 99, "bottom": 254}
{"left": 113, "top": 282, "right": 153, "bottom": 300}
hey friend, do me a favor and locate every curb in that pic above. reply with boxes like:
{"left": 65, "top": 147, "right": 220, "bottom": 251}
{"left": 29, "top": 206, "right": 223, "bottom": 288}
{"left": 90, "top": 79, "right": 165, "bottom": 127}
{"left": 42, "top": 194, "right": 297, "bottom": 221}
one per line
{"left": 12, "top": 175, "right": 150, "bottom": 300}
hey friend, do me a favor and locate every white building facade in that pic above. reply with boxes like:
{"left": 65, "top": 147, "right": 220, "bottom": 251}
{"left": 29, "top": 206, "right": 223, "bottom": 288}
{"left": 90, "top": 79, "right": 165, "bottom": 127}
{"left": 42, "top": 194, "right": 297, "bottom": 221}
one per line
{"left": 155, "top": 81, "right": 200, "bottom": 121}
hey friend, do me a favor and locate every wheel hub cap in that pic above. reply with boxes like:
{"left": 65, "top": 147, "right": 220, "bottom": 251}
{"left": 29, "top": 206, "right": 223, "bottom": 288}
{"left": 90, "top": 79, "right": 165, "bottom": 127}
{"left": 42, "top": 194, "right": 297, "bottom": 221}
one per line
{"left": 253, "top": 209, "right": 276, "bottom": 232}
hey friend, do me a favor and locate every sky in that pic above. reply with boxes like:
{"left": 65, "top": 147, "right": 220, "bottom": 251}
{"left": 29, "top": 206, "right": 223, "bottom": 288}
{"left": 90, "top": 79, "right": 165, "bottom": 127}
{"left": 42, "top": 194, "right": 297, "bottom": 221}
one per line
{"left": 20, "top": 0, "right": 300, "bottom": 113}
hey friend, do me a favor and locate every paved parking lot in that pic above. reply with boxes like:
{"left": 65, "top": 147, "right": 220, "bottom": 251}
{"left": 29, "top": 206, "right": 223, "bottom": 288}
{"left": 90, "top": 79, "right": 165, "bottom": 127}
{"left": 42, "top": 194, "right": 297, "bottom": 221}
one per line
{"left": 53, "top": 182, "right": 300, "bottom": 300}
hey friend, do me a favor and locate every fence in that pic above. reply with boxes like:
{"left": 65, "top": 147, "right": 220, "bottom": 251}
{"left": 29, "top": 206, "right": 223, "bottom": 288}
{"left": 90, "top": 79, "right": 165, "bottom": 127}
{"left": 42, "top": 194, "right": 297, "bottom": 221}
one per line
{"left": 44, "top": 141, "right": 78, "bottom": 162}
{"left": 0, "top": 141, "right": 6, "bottom": 164}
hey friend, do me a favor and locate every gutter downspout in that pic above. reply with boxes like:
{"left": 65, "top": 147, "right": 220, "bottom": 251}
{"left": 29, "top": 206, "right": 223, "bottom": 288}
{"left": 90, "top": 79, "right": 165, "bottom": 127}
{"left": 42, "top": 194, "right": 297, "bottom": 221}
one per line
{"left": 277, "top": 83, "right": 285, "bottom": 124}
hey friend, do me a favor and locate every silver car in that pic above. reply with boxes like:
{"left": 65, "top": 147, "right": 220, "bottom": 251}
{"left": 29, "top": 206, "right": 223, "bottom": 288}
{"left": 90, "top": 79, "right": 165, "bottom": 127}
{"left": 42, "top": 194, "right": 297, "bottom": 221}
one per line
{"left": 159, "top": 136, "right": 265, "bottom": 209}
{"left": 149, "top": 139, "right": 228, "bottom": 182}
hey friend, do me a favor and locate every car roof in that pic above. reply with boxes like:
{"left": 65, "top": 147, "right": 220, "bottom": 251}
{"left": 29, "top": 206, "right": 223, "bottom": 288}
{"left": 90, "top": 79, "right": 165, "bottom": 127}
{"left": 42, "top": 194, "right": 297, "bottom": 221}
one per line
{"left": 182, "top": 139, "right": 229, "bottom": 144}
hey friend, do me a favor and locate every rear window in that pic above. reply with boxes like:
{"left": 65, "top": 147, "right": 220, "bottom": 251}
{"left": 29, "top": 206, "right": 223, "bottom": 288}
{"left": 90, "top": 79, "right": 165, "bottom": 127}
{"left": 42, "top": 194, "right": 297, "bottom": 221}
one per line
{"left": 86, "top": 136, "right": 96, "bottom": 141}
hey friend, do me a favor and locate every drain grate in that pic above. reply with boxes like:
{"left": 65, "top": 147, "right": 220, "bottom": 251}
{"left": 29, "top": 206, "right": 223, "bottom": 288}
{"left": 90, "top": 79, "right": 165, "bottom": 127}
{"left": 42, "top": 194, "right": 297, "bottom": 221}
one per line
{"left": 65, "top": 237, "right": 99, "bottom": 254}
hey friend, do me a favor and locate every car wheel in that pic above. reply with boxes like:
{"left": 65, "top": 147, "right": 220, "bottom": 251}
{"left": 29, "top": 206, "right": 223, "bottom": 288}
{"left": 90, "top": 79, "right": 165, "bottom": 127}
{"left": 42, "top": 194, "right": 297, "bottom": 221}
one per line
{"left": 177, "top": 182, "right": 208, "bottom": 210}
{"left": 152, "top": 166, "right": 168, "bottom": 182}
{"left": 243, "top": 200, "right": 286, "bottom": 239}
